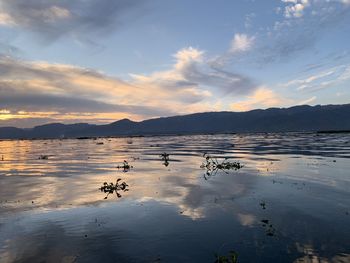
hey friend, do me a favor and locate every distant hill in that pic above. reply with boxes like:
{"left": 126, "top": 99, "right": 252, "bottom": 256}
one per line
{"left": 1, "top": 104, "right": 350, "bottom": 139}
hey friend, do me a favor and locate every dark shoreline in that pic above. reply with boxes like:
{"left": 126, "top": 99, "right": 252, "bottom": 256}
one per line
{"left": 1, "top": 130, "right": 350, "bottom": 141}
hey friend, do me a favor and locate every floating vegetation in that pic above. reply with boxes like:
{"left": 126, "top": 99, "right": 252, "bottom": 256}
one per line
{"left": 116, "top": 160, "right": 133, "bottom": 172}
{"left": 272, "top": 179, "right": 283, "bottom": 184}
{"left": 201, "top": 153, "right": 243, "bottom": 179}
{"left": 160, "top": 152, "right": 170, "bottom": 167}
{"left": 260, "top": 201, "right": 266, "bottom": 210}
{"left": 214, "top": 251, "right": 238, "bottom": 263}
{"left": 261, "top": 219, "right": 276, "bottom": 237}
{"left": 38, "top": 155, "right": 49, "bottom": 160}
{"left": 99, "top": 179, "right": 129, "bottom": 199}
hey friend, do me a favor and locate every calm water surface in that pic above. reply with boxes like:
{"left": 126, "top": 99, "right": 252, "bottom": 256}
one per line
{"left": 0, "top": 133, "right": 349, "bottom": 263}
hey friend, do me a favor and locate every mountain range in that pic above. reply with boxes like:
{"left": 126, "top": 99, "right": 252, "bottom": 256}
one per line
{"left": 1, "top": 104, "right": 350, "bottom": 139}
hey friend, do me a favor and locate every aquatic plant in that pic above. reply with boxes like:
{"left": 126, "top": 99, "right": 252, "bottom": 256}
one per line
{"left": 214, "top": 251, "right": 238, "bottom": 263}
{"left": 201, "top": 153, "right": 243, "bottom": 179}
{"left": 116, "top": 160, "right": 133, "bottom": 172}
{"left": 99, "top": 179, "right": 129, "bottom": 199}
{"left": 261, "top": 219, "right": 276, "bottom": 237}
{"left": 160, "top": 152, "right": 170, "bottom": 167}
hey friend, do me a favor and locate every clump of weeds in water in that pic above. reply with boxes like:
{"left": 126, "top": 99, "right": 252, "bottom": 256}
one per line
{"left": 201, "top": 153, "right": 243, "bottom": 179}
{"left": 160, "top": 152, "right": 170, "bottom": 167}
{"left": 214, "top": 251, "right": 238, "bottom": 263}
{"left": 261, "top": 219, "right": 276, "bottom": 237}
{"left": 116, "top": 160, "right": 133, "bottom": 172}
{"left": 38, "top": 155, "right": 49, "bottom": 160}
{"left": 99, "top": 179, "right": 129, "bottom": 199}
{"left": 260, "top": 201, "right": 266, "bottom": 210}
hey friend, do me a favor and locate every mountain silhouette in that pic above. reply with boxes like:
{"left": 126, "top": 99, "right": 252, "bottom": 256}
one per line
{"left": 1, "top": 104, "right": 350, "bottom": 139}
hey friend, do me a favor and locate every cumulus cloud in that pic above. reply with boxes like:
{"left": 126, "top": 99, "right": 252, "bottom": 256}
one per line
{"left": 0, "top": 0, "right": 147, "bottom": 41}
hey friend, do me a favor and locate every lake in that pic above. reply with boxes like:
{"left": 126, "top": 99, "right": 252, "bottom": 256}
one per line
{"left": 0, "top": 133, "right": 349, "bottom": 263}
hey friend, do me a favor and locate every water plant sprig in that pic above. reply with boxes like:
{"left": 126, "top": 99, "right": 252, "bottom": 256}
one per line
{"left": 116, "top": 160, "right": 133, "bottom": 172}
{"left": 99, "top": 179, "right": 129, "bottom": 199}
{"left": 201, "top": 153, "right": 243, "bottom": 179}
{"left": 160, "top": 152, "right": 170, "bottom": 167}
{"left": 214, "top": 250, "right": 238, "bottom": 263}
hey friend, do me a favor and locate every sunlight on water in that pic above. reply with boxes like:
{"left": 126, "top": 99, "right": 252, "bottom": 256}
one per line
{"left": 0, "top": 133, "right": 350, "bottom": 262}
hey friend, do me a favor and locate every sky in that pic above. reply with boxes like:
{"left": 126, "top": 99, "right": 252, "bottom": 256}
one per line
{"left": 0, "top": 0, "right": 349, "bottom": 128}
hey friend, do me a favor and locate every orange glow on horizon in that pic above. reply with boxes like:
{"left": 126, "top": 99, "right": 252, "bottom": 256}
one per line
{"left": 0, "top": 110, "right": 146, "bottom": 126}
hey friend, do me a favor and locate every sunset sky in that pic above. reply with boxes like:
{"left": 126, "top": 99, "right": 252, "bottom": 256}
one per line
{"left": 0, "top": 0, "right": 350, "bottom": 127}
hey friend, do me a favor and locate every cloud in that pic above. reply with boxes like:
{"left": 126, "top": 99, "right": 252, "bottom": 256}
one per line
{"left": 132, "top": 47, "right": 258, "bottom": 96}
{"left": 0, "top": 0, "right": 147, "bottom": 41}
{"left": 0, "top": 42, "right": 21, "bottom": 56}
{"left": 210, "top": 33, "right": 256, "bottom": 67}
{"left": 0, "top": 93, "right": 169, "bottom": 116}
{"left": 0, "top": 55, "right": 197, "bottom": 126}
{"left": 283, "top": 0, "right": 310, "bottom": 18}
{"left": 254, "top": 0, "right": 350, "bottom": 64}
{"left": 282, "top": 64, "right": 350, "bottom": 92}
{"left": 1, "top": 49, "right": 255, "bottom": 127}
{"left": 300, "top": 51, "right": 350, "bottom": 73}
{"left": 0, "top": 45, "right": 262, "bottom": 127}
{"left": 230, "top": 34, "right": 255, "bottom": 54}
{"left": 244, "top": 13, "right": 256, "bottom": 29}
{"left": 230, "top": 87, "right": 291, "bottom": 112}
{"left": 297, "top": 96, "right": 316, "bottom": 105}
{"left": 210, "top": 1, "right": 349, "bottom": 70}
{"left": 283, "top": 68, "right": 338, "bottom": 90}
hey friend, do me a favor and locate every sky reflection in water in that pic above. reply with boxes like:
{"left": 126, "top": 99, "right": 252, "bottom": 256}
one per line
{"left": 0, "top": 133, "right": 350, "bottom": 263}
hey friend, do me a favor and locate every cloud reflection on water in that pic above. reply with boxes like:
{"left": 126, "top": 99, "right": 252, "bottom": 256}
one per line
{"left": 1, "top": 133, "right": 350, "bottom": 262}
